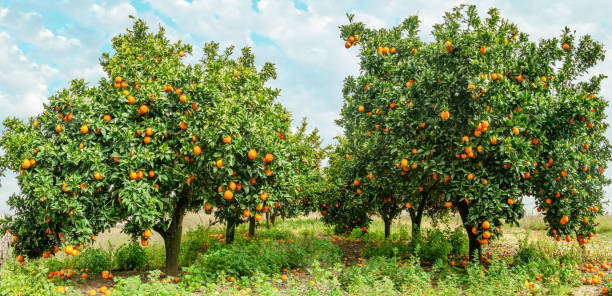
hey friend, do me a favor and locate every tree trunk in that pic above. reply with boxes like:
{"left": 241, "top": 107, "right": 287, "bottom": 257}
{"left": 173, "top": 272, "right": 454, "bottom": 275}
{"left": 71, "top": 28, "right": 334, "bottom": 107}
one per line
{"left": 248, "top": 217, "right": 256, "bottom": 237}
{"left": 156, "top": 185, "right": 191, "bottom": 276}
{"left": 458, "top": 201, "right": 481, "bottom": 261}
{"left": 411, "top": 212, "right": 423, "bottom": 238}
{"left": 270, "top": 214, "right": 276, "bottom": 227}
{"left": 225, "top": 219, "right": 236, "bottom": 244}
{"left": 384, "top": 219, "right": 391, "bottom": 238}
{"left": 266, "top": 212, "right": 270, "bottom": 229}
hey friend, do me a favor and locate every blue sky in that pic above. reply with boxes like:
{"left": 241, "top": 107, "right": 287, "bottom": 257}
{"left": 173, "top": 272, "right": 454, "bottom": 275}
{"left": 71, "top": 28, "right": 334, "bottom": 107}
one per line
{"left": 0, "top": 0, "right": 611, "bottom": 214}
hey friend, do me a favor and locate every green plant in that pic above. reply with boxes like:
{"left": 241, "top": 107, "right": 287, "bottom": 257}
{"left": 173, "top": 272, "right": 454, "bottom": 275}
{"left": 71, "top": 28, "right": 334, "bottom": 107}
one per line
{"left": 110, "top": 270, "right": 190, "bottom": 295}
{"left": 74, "top": 247, "right": 112, "bottom": 274}
{"left": 113, "top": 242, "right": 148, "bottom": 271}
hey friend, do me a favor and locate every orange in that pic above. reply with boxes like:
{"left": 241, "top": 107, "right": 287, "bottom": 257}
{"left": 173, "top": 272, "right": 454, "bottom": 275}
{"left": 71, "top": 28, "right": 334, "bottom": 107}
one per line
{"left": 222, "top": 135, "right": 232, "bottom": 144}
{"left": 254, "top": 214, "right": 262, "bottom": 221}
{"left": 145, "top": 128, "right": 153, "bottom": 136}
{"left": 507, "top": 198, "right": 514, "bottom": 205}
{"left": 482, "top": 221, "right": 490, "bottom": 229}
{"left": 243, "top": 209, "right": 251, "bottom": 217}
{"left": 516, "top": 75, "right": 524, "bottom": 82}
{"left": 216, "top": 159, "right": 223, "bottom": 168}
{"left": 144, "top": 229, "right": 152, "bottom": 238}
{"left": 21, "top": 159, "right": 31, "bottom": 169}
{"left": 179, "top": 94, "right": 187, "bottom": 103}
{"left": 55, "top": 124, "right": 62, "bottom": 132}
{"left": 204, "top": 203, "right": 212, "bottom": 211}
{"left": 263, "top": 153, "right": 274, "bottom": 163}
{"left": 358, "top": 105, "right": 364, "bottom": 112}
{"left": 193, "top": 145, "right": 201, "bottom": 155}
{"left": 345, "top": 41, "right": 351, "bottom": 48}
{"left": 17, "top": 254, "right": 23, "bottom": 263}
{"left": 143, "top": 136, "right": 151, "bottom": 144}
{"left": 139, "top": 104, "right": 149, "bottom": 114}
{"left": 280, "top": 274, "right": 288, "bottom": 281}
{"left": 94, "top": 172, "right": 102, "bottom": 180}
{"left": 248, "top": 149, "right": 257, "bottom": 160}
{"left": 512, "top": 127, "right": 519, "bottom": 135}
{"left": 562, "top": 43, "right": 569, "bottom": 50}
{"left": 141, "top": 238, "right": 148, "bottom": 246}
{"left": 103, "top": 115, "right": 111, "bottom": 122}
{"left": 127, "top": 96, "right": 135, "bottom": 104}
{"left": 440, "top": 111, "right": 449, "bottom": 120}
{"left": 353, "top": 179, "right": 360, "bottom": 186}
{"left": 179, "top": 122, "right": 187, "bottom": 130}
{"left": 178, "top": 51, "right": 185, "bottom": 57}
{"left": 224, "top": 190, "right": 233, "bottom": 200}
{"left": 483, "top": 231, "right": 491, "bottom": 239}
{"left": 260, "top": 192, "right": 268, "bottom": 201}
{"left": 479, "top": 46, "right": 486, "bottom": 54}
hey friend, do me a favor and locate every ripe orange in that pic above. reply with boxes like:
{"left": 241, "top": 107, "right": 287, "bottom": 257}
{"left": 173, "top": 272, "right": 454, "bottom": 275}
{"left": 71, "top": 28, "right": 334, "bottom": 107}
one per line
{"left": 243, "top": 209, "right": 251, "bottom": 217}
{"left": 467, "top": 173, "right": 474, "bottom": 180}
{"left": 193, "top": 145, "right": 201, "bottom": 155}
{"left": 445, "top": 201, "right": 452, "bottom": 208}
{"left": 507, "top": 198, "right": 514, "bottom": 205}
{"left": 483, "top": 231, "right": 491, "bottom": 239}
{"left": 94, "top": 172, "right": 102, "bottom": 180}
{"left": 21, "top": 159, "right": 31, "bottom": 169}
{"left": 127, "top": 96, "right": 135, "bottom": 104}
{"left": 440, "top": 111, "right": 449, "bottom": 120}
{"left": 17, "top": 254, "right": 23, "bottom": 263}
{"left": 353, "top": 179, "right": 360, "bottom": 186}
{"left": 358, "top": 105, "right": 364, "bottom": 112}
{"left": 224, "top": 190, "right": 233, "bottom": 200}
{"left": 512, "top": 127, "right": 519, "bottom": 135}
{"left": 563, "top": 43, "right": 569, "bottom": 50}
{"left": 260, "top": 192, "right": 268, "bottom": 201}
{"left": 216, "top": 159, "right": 223, "bottom": 168}
{"left": 254, "top": 213, "right": 262, "bottom": 221}
{"left": 482, "top": 221, "right": 491, "bottom": 229}
{"left": 263, "top": 153, "right": 274, "bottom": 163}
{"left": 139, "top": 104, "right": 149, "bottom": 114}
{"left": 222, "top": 135, "right": 232, "bottom": 144}
{"left": 55, "top": 124, "right": 62, "bottom": 132}
{"left": 144, "top": 229, "right": 152, "bottom": 238}
{"left": 280, "top": 274, "right": 288, "bottom": 281}
{"left": 178, "top": 51, "right": 185, "bottom": 57}
{"left": 248, "top": 149, "right": 257, "bottom": 160}
{"left": 145, "top": 128, "right": 153, "bottom": 136}
{"left": 179, "top": 121, "right": 187, "bottom": 130}
{"left": 115, "top": 76, "right": 122, "bottom": 83}
{"left": 204, "top": 203, "right": 212, "bottom": 211}
{"left": 143, "top": 136, "right": 151, "bottom": 144}
{"left": 479, "top": 46, "right": 486, "bottom": 54}
{"left": 179, "top": 94, "right": 187, "bottom": 103}
{"left": 345, "top": 41, "right": 351, "bottom": 48}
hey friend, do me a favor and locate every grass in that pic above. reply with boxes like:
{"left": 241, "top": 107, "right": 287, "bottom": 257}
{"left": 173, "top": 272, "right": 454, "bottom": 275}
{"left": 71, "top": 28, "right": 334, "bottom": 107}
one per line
{"left": 1, "top": 213, "right": 611, "bottom": 295}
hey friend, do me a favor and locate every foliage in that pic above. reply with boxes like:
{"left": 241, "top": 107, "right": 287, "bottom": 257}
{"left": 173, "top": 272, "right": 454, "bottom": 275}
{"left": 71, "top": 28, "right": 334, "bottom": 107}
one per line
{"left": 183, "top": 234, "right": 341, "bottom": 283}
{"left": 73, "top": 247, "right": 112, "bottom": 274}
{"left": 113, "top": 242, "right": 148, "bottom": 271}
{"left": 110, "top": 270, "right": 189, "bottom": 296}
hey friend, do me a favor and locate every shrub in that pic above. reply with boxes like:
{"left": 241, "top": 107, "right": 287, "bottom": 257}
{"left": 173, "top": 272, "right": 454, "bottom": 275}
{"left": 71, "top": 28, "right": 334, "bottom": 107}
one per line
{"left": 113, "top": 242, "right": 148, "bottom": 271}
{"left": 74, "top": 247, "right": 112, "bottom": 274}
{"left": 338, "top": 257, "right": 431, "bottom": 293}
{"left": 184, "top": 236, "right": 341, "bottom": 283}
{"left": 111, "top": 270, "right": 189, "bottom": 296}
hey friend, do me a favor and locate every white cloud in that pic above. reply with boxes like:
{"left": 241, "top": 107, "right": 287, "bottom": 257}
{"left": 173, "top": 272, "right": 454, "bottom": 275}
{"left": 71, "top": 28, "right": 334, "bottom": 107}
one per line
{"left": 0, "top": 31, "right": 55, "bottom": 119}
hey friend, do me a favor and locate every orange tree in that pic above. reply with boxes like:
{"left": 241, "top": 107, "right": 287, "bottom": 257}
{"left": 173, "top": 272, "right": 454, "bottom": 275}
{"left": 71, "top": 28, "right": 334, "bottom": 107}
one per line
{"left": 319, "top": 137, "right": 373, "bottom": 236}
{"left": 338, "top": 5, "right": 610, "bottom": 258}
{"left": 0, "top": 19, "right": 301, "bottom": 275}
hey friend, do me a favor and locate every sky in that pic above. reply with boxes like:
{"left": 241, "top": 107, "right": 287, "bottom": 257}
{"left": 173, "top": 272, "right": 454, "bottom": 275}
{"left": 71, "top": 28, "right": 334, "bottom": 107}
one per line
{"left": 0, "top": 0, "right": 611, "bottom": 214}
